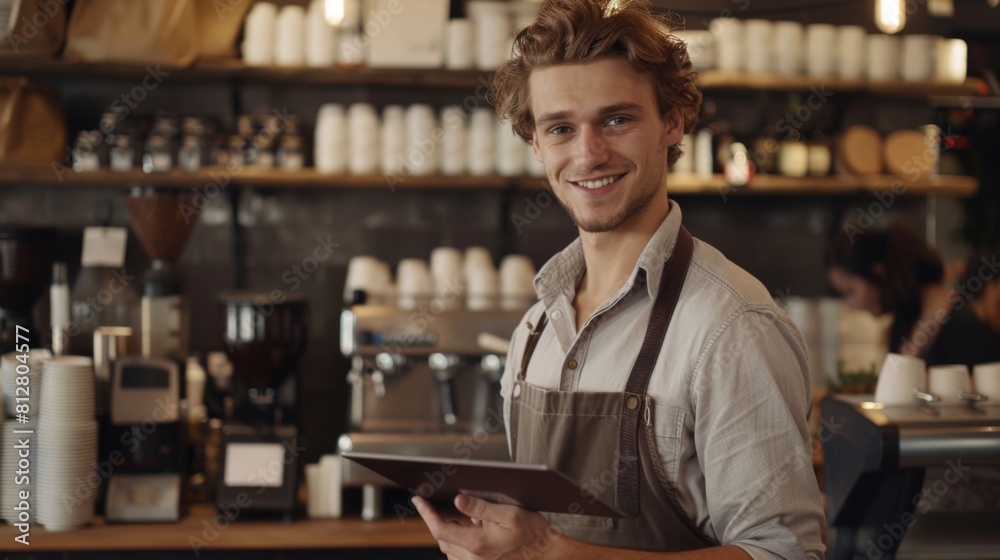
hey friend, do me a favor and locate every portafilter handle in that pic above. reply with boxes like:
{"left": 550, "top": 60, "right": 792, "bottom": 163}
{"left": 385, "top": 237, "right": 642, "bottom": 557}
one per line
{"left": 428, "top": 353, "right": 460, "bottom": 426}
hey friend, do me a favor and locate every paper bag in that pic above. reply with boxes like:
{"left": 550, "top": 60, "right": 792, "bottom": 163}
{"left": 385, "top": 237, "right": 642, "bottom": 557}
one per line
{"left": 0, "top": 0, "right": 68, "bottom": 58}
{"left": 0, "top": 77, "right": 66, "bottom": 168}
{"left": 63, "top": 0, "right": 199, "bottom": 66}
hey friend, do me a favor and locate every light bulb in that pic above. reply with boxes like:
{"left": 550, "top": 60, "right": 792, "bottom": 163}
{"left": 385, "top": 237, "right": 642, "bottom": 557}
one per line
{"left": 875, "top": 0, "right": 906, "bottom": 34}
{"left": 325, "top": 0, "right": 345, "bottom": 26}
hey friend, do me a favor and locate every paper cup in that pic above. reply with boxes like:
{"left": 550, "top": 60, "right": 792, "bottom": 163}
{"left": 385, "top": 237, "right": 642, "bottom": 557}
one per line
{"left": 928, "top": 364, "right": 971, "bottom": 405}
{"left": 973, "top": 362, "right": 1000, "bottom": 403}
{"left": 875, "top": 353, "right": 926, "bottom": 406}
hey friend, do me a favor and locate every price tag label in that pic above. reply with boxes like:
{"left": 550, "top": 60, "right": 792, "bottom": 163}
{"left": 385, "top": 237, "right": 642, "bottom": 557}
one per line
{"left": 82, "top": 227, "right": 128, "bottom": 268}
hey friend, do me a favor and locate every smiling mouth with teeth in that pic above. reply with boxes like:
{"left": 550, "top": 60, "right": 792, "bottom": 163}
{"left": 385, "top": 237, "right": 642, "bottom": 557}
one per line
{"left": 573, "top": 175, "right": 623, "bottom": 189}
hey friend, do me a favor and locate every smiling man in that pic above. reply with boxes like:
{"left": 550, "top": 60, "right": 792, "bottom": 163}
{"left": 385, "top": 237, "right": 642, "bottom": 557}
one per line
{"left": 412, "top": 1, "right": 826, "bottom": 559}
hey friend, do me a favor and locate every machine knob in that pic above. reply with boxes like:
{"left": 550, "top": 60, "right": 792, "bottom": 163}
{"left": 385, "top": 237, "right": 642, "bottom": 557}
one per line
{"left": 374, "top": 352, "right": 405, "bottom": 375}
{"left": 428, "top": 353, "right": 461, "bottom": 425}
{"left": 479, "top": 354, "right": 504, "bottom": 383}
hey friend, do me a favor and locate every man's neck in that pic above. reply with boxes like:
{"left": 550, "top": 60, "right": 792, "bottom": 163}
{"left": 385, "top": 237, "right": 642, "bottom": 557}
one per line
{"left": 572, "top": 199, "right": 671, "bottom": 329}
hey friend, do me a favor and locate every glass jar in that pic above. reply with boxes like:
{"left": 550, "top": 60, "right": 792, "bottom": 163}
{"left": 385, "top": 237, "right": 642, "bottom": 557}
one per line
{"left": 142, "top": 133, "right": 173, "bottom": 173}
{"left": 277, "top": 134, "right": 304, "bottom": 171}
{"left": 109, "top": 133, "right": 136, "bottom": 172}
{"left": 178, "top": 135, "right": 204, "bottom": 172}
{"left": 71, "top": 131, "right": 102, "bottom": 172}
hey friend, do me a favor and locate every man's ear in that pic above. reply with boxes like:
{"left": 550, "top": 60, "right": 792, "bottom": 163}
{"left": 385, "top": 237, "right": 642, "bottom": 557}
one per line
{"left": 662, "top": 108, "right": 684, "bottom": 148}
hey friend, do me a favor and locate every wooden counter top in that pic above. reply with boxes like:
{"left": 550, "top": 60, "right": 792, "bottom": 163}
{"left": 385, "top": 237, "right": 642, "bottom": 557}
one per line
{"left": 0, "top": 504, "right": 439, "bottom": 552}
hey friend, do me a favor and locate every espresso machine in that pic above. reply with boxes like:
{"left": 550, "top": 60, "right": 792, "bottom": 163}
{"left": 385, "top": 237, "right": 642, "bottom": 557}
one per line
{"left": 337, "top": 304, "right": 523, "bottom": 519}
{"left": 0, "top": 228, "right": 54, "bottom": 354}
{"left": 821, "top": 394, "right": 1000, "bottom": 559}
{"left": 215, "top": 292, "right": 307, "bottom": 519}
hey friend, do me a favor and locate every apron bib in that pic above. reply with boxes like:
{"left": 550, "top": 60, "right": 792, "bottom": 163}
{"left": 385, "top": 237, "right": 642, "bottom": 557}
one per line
{"left": 509, "top": 227, "right": 718, "bottom": 551}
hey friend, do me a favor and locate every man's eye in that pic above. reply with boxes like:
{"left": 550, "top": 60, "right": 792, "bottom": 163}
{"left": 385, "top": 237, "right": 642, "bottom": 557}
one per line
{"left": 608, "top": 116, "right": 630, "bottom": 126}
{"left": 549, "top": 126, "right": 571, "bottom": 135}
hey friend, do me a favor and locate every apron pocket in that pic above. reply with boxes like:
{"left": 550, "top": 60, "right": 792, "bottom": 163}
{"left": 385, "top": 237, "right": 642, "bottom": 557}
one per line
{"left": 647, "top": 404, "right": 686, "bottom": 491}
{"left": 543, "top": 511, "right": 615, "bottom": 532}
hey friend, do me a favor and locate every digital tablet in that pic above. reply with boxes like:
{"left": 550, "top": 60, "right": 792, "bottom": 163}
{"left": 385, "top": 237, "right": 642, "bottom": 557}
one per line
{"left": 341, "top": 451, "right": 622, "bottom": 517}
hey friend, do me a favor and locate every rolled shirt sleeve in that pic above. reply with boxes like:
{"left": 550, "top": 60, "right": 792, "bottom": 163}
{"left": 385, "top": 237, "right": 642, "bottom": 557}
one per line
{"left": 692, "top": 307, "right": 826, "bottom": 560}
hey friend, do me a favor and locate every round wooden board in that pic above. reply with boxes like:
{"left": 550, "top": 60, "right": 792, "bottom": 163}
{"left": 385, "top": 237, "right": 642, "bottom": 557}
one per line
{"left": 837, "top": 125, "right": 883, "bottom": 175}
{"left": 884, "top": 129, "right": 930, "bottom": 175}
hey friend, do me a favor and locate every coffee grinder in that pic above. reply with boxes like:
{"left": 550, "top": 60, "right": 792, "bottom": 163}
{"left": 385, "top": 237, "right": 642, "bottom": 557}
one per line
{"left": 125, "top": 187, "right": 196, "bottom": 361}
{"left": 215, "top": 292, "right": 307, "bottom": 519}
{"left": 102, "top": 188, "right": 196, "bottom": 522}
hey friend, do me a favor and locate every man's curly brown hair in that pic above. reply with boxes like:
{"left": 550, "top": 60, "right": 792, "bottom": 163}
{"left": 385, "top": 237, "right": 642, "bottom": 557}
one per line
{"left": 489, "top": 0, "right": 702, "bottom": 166}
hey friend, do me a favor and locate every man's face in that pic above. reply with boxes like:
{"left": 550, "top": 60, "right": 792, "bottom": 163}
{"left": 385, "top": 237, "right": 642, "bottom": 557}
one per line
{"left": 528, "top": 58, "right": 683, "bottom": 234}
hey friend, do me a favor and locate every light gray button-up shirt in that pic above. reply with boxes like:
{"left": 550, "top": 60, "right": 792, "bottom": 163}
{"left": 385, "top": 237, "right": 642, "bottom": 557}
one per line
{"left": 501, "top": 201, "right": 826, "bottom": 560}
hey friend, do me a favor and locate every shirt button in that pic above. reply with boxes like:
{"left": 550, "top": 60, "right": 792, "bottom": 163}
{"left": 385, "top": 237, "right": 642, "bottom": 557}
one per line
{"left": 512, "top": 384, "right": 522, "bottom": 398}
{"left": 567, "top": 359, "right": 578, "bottom": 370}
{"left": 551, "top": 310, "right": 562, "bottom": 320}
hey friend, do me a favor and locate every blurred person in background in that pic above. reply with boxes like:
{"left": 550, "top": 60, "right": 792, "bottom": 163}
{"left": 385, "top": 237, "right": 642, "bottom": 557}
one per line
{"left": 827, "top": 225, "right": 1000, "bottom": 369}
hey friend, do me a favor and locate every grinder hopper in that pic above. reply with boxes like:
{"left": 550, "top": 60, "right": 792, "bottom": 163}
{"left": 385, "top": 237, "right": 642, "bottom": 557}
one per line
{"left": 125, "top": 188, "right": 197, "bottom": 360}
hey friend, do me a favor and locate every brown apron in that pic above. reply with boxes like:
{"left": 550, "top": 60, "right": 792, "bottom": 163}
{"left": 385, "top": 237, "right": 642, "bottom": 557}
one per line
{"left": 509, "top": 227, "right": 718, "bottom": 551}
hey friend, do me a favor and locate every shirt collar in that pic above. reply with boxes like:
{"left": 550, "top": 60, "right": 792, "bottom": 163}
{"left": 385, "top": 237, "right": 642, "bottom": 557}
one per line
{"left": 533, "top": 200, "right": 685, "bottom": 304}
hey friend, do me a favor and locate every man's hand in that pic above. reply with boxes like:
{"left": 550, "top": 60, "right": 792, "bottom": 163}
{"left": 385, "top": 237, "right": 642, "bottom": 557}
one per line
{"left": 413, "top": 494, "right": 568, "bottom": 560}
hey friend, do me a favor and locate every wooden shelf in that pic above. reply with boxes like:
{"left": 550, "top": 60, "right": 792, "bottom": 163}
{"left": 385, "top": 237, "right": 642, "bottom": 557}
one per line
{"left": 516, "top": 174, "right": 979, "bottom": 197}
{"left": 0, "top": 503, "right": 438, "bottom": 552}
{"left": 0, "top": 168, "right": 977, "bottom": 196}
{"left": 0, "top": 58, "right": 986, "bottom": 97}
{"left": 696, "top": 70, "right": 984, "bottom": 98}
{"left": 0, "top": 167, "right": 510, "bottom": 190}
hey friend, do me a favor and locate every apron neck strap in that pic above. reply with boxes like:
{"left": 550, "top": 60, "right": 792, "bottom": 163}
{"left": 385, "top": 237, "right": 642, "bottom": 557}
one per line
{"left": 623, "top": 226, "right": 694, "bottom": 396}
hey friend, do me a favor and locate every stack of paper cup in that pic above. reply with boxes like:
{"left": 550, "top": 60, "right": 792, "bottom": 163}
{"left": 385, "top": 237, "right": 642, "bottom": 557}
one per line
{"left": 306, "top": 0, "right": 338, "bottom": 67}
{"left": 465, "top": 247, "right": 499, "bottom": 310}
{"left": 935, "top": 38, "right": 967, "bottom": 83}
{"left": 275, "top": 5, "right": 306, "bottom": 66}
{"left": 496, "top": 124, "right": 525, "bottom": 177}
{"left": 315, "top": 104, "right": 348, "bottom": 174}
{"left": 928, "top": 364, "right": 971, "bottom": 405}
{"left": 772, "top": 21, "right": 803, "bottom": 76}
{"left": 440, "top": 106, "right": 468, "bottom": 175}
{"left": 37, "top": 356, "right": 98, "bottom": 531}
{"left": 396, "top": 259, "right": 434, "bottom": 310}
{"left": 471, "top": 4, "right": 512, "bottom": 71}
{"left": 973, "top": 362, "right": 1000, "bottom": 403}
{"left": 468, "top": 109, "right": 496, "bottom": 175}
{"left": 431, "top": 247, "right": 465, "bottom": 306}
{"left": 499, "top": 255, "right": 536, "bottom": 310}
{"left": 837, "top": 26, "right": 867, "bottom": 79}
{"left": 710, "top": 18, "right": 743, "bottom": 72}
{"left": 875, "top": 353, "right": 925, "bottom": 406}
{"left": 901, "top": 35, "right": 938, "bottom": 82}
{"left": 806, "top": 24, "right": 837, "bottom": 77}
{"left": 867, "top": 34, "right": 900, "bottom": 81}
{"left": 744, "top": 20, "right": 773, "bottom": 74}
{"left": 348, "top": 104, "right": 379, "bottom": 174}
{"left": 405, "top": 104, "right": 438, "bottom": 176}
{"left": 380, "top": 105, "right": 406, "bottom": 175}
{"left": 243, "top": 2, "right": 278, "bottom": 65}
{"left": 445, "top": 19, "right": 474, "bottom": 70}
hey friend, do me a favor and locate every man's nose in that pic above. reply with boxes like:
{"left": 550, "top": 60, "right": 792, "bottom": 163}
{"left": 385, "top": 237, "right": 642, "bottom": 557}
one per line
{"left": 572, "top": 126, "right": 610, "bottom": 167}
